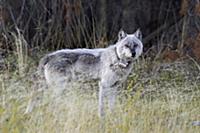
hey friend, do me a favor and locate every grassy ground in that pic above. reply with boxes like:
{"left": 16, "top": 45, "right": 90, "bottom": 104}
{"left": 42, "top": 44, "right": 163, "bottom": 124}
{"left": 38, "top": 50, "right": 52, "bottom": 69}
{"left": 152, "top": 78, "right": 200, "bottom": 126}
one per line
{"left": 0, "top": 55, "right": 200, "bottom": 133}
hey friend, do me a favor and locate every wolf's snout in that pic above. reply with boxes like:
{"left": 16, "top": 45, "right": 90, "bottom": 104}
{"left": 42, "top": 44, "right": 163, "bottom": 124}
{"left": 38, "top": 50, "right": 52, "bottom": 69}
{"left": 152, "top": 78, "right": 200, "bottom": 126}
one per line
{"left": 131, "top": 50, "right": 136, "bottom": 57}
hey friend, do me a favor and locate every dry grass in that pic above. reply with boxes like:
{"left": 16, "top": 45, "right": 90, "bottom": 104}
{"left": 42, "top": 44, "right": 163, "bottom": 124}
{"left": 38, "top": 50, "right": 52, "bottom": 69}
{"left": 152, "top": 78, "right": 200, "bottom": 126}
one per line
{"left": 0, "top": 54, "right": 200, "bottom": 133}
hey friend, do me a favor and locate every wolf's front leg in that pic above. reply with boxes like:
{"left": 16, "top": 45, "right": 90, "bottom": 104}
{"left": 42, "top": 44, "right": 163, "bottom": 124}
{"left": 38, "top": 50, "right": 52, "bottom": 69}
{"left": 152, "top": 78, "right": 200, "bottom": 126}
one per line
{"left": 99, "top": 83, "right": 106, "bottom": 117}
{"left": 107, "top": 89, "right": 117, "bottom": 113}
{"left": 98, "top": 81, "right": 119, "bottom": 117}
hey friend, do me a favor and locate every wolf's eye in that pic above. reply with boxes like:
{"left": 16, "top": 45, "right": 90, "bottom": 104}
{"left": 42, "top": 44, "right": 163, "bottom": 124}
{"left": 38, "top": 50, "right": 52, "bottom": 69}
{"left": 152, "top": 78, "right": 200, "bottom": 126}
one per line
{"left": 133, "top": 44, "right": 138, "bottom": 48}
{"left": 125, "top": 44, "right": 129, "bottom": 48}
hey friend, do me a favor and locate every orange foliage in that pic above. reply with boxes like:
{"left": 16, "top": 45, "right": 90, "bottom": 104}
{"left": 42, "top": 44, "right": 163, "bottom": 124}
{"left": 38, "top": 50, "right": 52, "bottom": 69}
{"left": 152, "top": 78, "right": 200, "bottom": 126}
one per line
{"left": 162, "top": 48, "right": 181, "bottom": 62}
{"left": 63, "top": 2, "right": 72, "bottom": 24}
{"left": 192, "top": 44, "right": 200, "bottom": 60}
{"left": 162, "top": 33, "right": 200, "bottom": 62}
{"left": 180, "top": 0, "right": 188, "bottom": 16}
{"left": 195, "top": 3, "right": 200, "bottom": 15}
{"left": 180, "top": 0, "right": 200, "bottom": 16}
{"left": 0, "top": 6, "right": 2, "bottom": 23}
{"left": 63, "top": 1, "right": 81, "bottom": 24}
{"left": 185, "top": 34, "right": 200, "bottom": 60}
{"left": 0, "top": 6, "right": 9, "bottom": 25}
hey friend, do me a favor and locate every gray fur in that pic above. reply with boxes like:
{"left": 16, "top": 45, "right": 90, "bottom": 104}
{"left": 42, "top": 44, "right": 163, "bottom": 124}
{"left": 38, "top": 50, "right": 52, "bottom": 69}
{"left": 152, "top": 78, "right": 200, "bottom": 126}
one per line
{"left": 34, "top": 29, "right": 143, "bottom": 117}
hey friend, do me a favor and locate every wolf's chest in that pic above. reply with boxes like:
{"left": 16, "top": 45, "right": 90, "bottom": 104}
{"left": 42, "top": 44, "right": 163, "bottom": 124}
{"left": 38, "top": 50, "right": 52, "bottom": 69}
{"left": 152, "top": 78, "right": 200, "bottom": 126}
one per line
{"left": 109, "top": 61, "right": 133, "bottom": 77}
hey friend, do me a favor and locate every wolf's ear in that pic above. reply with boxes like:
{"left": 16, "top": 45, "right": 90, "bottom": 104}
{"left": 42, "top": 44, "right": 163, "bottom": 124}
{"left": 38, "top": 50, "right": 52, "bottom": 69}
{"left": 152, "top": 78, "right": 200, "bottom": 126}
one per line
{"left": 118, "top": 30, "right": 127, "bottom": 41}
{"left": 134, "top": 29, "right": 142, "bottom": 41}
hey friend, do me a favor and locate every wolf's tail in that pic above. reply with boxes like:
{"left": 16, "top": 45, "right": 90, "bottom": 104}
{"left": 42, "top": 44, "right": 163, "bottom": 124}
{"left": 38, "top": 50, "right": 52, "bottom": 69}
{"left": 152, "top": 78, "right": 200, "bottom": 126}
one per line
{"left": 37, "top": 54, "right": 51, "bottom": 75}
{"left": 25, "top": 54, "right": 51, "bottom": 114}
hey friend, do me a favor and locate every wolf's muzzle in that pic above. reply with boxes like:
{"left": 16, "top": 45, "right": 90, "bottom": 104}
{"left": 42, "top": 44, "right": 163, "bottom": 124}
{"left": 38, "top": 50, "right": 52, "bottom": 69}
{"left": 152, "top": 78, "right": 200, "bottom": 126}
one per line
{"left": 131, "top": 50, "right": 136, "bottom": 57}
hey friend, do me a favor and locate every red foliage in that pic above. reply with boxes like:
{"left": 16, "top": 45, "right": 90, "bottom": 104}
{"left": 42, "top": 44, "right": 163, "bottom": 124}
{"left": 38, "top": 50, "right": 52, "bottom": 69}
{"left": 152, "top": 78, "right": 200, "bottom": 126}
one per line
{"left": 195, "top": 3, "right": 200, "bottom": 15}
{"left": 185, "top": 34, "right": 200, "bottom": 60}
{"left": 180, "top": 0, "right": 188, "bottom": 16}
{"left": 192, "top": 43, "right": 200, "bottom": 60}
{"left": 162, "top": 48, "right": 181, "bottom": 62}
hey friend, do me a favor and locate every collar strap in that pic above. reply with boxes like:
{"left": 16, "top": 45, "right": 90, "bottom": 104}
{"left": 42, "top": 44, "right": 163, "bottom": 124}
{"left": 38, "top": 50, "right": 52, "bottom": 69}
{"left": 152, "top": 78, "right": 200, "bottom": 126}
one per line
{"left": 114, "top": 46, "right": 120, "bottom": 61}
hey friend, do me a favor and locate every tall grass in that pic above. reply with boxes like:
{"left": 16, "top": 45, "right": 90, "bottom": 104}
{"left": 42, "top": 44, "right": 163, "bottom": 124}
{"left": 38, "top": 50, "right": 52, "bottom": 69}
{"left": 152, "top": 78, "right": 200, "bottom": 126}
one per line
{"left": 0, "top": 51, "right": 199, "bottom": 132}
{"left": 3, "top": 0, "right": 109, "bottom": 51}
{"left": 11, "top": 28, "right": 28, "bottom": 76}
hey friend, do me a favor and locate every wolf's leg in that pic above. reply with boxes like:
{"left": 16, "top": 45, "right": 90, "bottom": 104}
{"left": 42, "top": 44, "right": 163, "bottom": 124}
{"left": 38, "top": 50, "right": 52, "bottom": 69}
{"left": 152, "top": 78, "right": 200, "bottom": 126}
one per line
{"left": 99, "top": 82, "right": 106, "bottom": 117}
{"left": 24, "top": 75, "right": 47, "bottom": 114}
{"left": 25, "top": 92, "right": 36, "bottom": 114}
{"left": 99, "top": 82, "right": 119, "bottom": 117}
{"left": 107, "top": 89, "right": 117, "bottom": 113}
{"left": 108, "top": 81, "right": 123, "bottom": 112}
{"left": 24, "top": 87, "right": 45, "bottom": 114}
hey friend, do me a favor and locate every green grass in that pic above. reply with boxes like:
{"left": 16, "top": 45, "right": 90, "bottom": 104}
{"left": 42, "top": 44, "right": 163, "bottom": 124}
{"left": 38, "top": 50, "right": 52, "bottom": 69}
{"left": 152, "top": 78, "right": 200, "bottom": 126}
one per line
{"left": 0, "top": 57, "right": 200, "bottom": 133}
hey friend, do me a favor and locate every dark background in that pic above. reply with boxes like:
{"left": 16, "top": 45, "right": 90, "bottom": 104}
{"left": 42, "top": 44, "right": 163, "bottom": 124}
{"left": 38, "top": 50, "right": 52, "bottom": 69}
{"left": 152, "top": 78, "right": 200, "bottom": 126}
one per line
{"left": 0, "top": 0, "right": 200, "bottom": 62}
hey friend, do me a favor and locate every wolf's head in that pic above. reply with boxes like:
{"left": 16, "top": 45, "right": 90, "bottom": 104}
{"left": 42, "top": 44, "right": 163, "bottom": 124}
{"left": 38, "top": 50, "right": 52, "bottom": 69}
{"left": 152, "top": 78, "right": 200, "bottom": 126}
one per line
{"left": 116, "top": 29, "right": 143, "bottom": 61}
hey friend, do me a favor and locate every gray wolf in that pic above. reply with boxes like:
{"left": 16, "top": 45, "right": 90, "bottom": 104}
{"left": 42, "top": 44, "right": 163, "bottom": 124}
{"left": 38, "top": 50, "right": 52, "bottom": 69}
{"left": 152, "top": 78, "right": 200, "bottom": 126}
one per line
{"left": 26, "top": 29, "right": 143, "bottom": 117}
